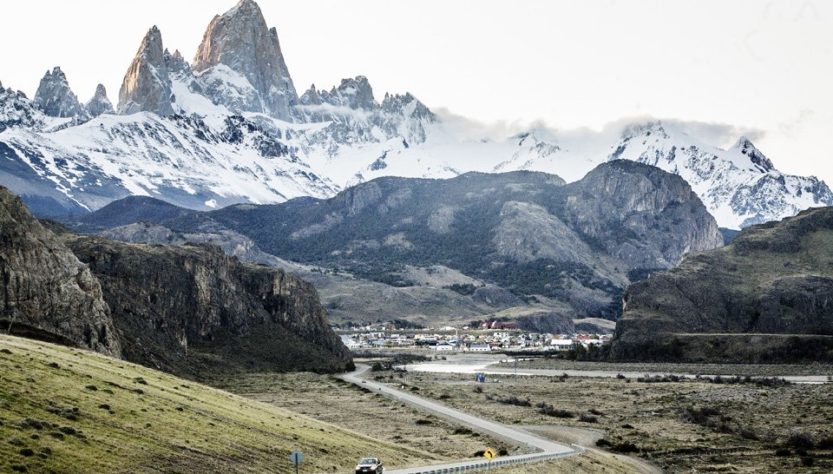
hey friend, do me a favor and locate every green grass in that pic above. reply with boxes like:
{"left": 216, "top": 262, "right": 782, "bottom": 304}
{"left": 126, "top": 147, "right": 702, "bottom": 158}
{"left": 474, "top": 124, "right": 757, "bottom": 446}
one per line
{"left": 0, "top": 335, "right": 435, "bottom": 473}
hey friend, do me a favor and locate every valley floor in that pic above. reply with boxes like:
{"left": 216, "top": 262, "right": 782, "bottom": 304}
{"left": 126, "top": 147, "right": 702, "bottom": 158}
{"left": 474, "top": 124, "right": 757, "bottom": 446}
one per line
{"left": 368, "top": 368, "right": 833, "bottom": 472}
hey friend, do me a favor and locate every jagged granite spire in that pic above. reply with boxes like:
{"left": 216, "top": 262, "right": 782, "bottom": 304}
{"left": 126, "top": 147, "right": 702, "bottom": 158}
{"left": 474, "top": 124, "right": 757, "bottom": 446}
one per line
{"left": 118, "top": 26, "right": 174, "bottom": 116}
{"left": 86, "top": 84, "right": 115, "bottom": 117}
{"left": 33, "top": 67, "right": 86, "bottom": 118}
{"left": 193, "top": 0, "right": 297, "bottom": 120}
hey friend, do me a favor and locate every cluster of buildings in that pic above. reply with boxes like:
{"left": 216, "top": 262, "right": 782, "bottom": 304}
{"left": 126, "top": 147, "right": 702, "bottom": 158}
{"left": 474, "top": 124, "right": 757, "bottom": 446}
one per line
{"left": 340, "top": 330, "right": 610, "bottom": 353}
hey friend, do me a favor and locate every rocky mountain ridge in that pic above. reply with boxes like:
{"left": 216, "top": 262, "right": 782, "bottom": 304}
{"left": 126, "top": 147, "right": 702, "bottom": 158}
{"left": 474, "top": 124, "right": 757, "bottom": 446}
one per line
{"left": 75, "top": 162, "right": 722, "bottom": 323}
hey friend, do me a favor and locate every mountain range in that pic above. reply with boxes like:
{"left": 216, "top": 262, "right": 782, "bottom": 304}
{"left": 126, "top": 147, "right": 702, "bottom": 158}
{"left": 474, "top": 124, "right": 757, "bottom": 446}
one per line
{"left": 1, "top": 0, "right": 830, "bottom": 229}
{"left": 67, "top": 161, "right": 723, "bottom": 328}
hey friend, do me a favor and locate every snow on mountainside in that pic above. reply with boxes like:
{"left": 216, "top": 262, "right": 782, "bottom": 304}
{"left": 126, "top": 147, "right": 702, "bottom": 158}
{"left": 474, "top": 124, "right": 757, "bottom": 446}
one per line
{"left": 1, "top": 0, "right": 831, "bottom": 229}
{"left": 607, "top": 122, "right": 833, "bottom": 228}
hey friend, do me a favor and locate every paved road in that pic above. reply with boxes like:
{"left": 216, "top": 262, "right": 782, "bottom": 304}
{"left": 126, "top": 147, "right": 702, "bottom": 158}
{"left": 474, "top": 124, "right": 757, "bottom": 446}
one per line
{"left": 337, "top": 365, "right": 583, "bottom": 474}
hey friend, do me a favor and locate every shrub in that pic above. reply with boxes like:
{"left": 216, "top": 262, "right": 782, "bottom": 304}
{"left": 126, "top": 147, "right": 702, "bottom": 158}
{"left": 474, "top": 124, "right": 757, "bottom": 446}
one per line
{"left": 801, "top": 456, "right": 815, "bottom": 467}
{"left": 493, "top": 396, "right": 531, "bottom": 407}
{"left": 786, "top": 432, "right": 815, "bottom": 449}
{"left": 681, "top": 406, "right": 722, "bottom": 425}
{"left": 612, "top": 442, "right": 639, "bottom": 453}
{"left": 536, "top": 402, "right": 574, "bottom": 418}
{"left": 579, "top": 414, "right": 599, "bottom": 423}
{"left": 596, "top": 439, "right": 612, "bottom": 448}
{"left": 739, "top": 428, "right": 759, "bottom": 440}
{"left": 774, "top": 448, "right": 791, "bottom": 457}
{"left": 816, "top": 436, "right": 833, "bottom": 450}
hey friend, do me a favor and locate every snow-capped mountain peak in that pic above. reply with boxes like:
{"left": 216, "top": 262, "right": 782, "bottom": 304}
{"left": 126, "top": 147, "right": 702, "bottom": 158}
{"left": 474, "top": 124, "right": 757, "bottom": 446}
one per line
{"left": 85, "top": 84, "right": 115, "bottom": 117}
{"left": 731, "top": 135, "right": 774, "bottom": 173}
{"left": 607, "top": 120, "right": 833, "bottom": 228}
{"left": 192, "top": 0, "right": 297, "bottom": 120}
{"left": 33, "top": 67, "right": 87, "bottom": 120}
{"left": 118, "top": 25, "right": 175, "bottom": 116}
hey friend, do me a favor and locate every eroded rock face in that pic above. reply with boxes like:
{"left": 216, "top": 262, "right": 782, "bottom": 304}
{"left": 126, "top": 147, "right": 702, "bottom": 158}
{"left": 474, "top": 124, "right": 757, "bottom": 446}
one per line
{"left": 0, "top": 186, "right": 120, "bottom": 356}
{"left": 67, "top": 237, "right": 352, "bottom": 375}
{"left": 610, "top": 206, "right": 833, "bottom": 362}
{"left": 193, "top": 0, "right": 297, "bottom": 120}
{"left": 300, "top": 76, "right": 376, "bottom": 110}
{"left": 0, "top": 82, "right": 44, "bottom": 132}
{"left": 564, "top": 160, "right": 724, "bottom": 270}
{"left": 85, "top": 84, "right": 115, "bottom": 117}
{"left": 118, "top": 26, "right": 174, "bottom": 115}
{"left": 33, "top": 67, "right": 86, "bottom": 118}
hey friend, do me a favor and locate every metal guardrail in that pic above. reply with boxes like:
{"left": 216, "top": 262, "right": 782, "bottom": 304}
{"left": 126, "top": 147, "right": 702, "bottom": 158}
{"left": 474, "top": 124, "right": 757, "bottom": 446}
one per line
{"left": 388, "top": 446, "right": 586, "bottom": 474}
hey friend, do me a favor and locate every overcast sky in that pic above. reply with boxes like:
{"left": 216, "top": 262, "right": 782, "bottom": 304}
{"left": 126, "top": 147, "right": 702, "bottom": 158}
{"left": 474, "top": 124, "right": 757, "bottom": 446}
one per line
{"left": 1, "top": 0, "right": 831, "bottom": 181}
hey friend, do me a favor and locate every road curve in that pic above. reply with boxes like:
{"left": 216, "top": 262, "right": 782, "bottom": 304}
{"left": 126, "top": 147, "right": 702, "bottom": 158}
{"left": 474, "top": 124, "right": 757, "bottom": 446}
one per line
{"left": 337, "top": 365, "right": 583, "bottom": 474}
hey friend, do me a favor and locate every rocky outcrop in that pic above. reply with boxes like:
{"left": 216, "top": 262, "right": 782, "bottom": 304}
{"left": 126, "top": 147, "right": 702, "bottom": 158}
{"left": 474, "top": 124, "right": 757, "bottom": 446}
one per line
{"left": 610, "top": 207, "right": 833, "bottom": 362}
{"left": 66, "top": 236, "right": 352, "bottom": 375}
{"left": 193, "top": 0, "right": 297, "bottom": 120}
{"left": 0, "top": 186, "right": 119, "bottom": 356}
{"left": 300, "top": 76, "right": 376, "bottom": 110}
{"left": 0, "top": 82, "right": 45, "bottom": 132}
{"left": 563, "top": 160, "right": 724, "bottom": 270}
{"left": 118, "top": 26, "right": 174, "bottom": 115}
{"left": 33, "top": 67, "right": 87, "bottom": 119}
{"left": 85, "top": 84, "right": 115, "bottom": 117}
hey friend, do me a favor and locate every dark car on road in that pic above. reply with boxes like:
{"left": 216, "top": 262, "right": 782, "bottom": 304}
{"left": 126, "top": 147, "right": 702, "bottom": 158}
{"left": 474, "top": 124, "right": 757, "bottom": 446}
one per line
{"left": 355, "top": 457, "right": 384, "bottom": 474}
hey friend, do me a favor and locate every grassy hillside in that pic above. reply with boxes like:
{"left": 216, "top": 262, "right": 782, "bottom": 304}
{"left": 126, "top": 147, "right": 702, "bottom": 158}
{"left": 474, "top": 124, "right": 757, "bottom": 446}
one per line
{"left": 0, "top": 335, "right": 433, "bottom": 473}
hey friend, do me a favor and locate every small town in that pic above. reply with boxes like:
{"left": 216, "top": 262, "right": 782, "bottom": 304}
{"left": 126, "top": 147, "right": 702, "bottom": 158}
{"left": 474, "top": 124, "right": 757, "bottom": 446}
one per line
{"left": 337, "top": 321, "right": 611, "bottom": 353}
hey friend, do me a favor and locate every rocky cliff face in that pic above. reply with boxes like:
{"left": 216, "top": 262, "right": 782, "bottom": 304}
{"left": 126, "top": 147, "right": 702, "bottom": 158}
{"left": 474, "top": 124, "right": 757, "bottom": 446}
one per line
{"left": 66, "top": 236, "right": 352, "bottom": 375}
{"left": 118, "top": 26, "right": 175, "bottom": 115}
{"left": 33, "top": 67, "right": 87, "bottom": 119}
{"left": 0, "top": 184, "right": 351, "bottom": 375}
{"left": 0, "top": 186, "right": 120, "bottom": 356}
{"left": 564, "top": 160, "right": 724, "bottom": 270}
{"left": 85, "top": 84, "right": 115, "bottom": 117}
{"left": 193, "top": 0, "right": 297, "bottom": 120}
{"left": 610, "top": 206, "right": 833, "bottom": 362}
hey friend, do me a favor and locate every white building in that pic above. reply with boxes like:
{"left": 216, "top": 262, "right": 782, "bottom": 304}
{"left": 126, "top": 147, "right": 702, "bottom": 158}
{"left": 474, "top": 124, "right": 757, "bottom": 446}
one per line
{"left": 550, "top": 339, "right": 574, "bottom": 351}
{"left": 468, "top": 344, "right": 492, "bottom": 352}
